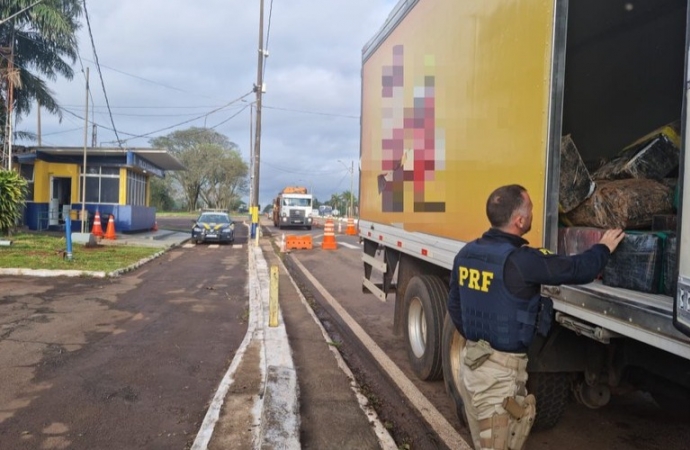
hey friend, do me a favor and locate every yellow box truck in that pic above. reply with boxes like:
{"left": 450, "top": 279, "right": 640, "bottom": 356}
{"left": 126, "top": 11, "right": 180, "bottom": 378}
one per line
{"left": 360, "top": 0, "right": 690, "bottom": 429}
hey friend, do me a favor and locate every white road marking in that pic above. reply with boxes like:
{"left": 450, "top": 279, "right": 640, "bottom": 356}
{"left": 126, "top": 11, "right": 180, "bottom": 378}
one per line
{"left": 209, "top": 244, "right": 220, "bottom": 249}
{"left": 338, "top": 242, "right": 360, "bottom": 250}
{"left": 182, "top": 243, "right": 195, "bottom": 248}
{"left": 276, "top": 257, "right": 397, "bottom": 449}
{"left": 290, "top": 257, "right": 472, "bottom": 450}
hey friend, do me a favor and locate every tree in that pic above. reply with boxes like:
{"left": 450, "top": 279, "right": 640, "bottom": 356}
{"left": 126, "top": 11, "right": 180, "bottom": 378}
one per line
{"left": 326, "top": 191, "right": 358, "bottom": 216}
{"left": 149, "top": 176, "right": 176, "bottom": 211}
{"left": 0, "top": 168, "right": 26, "bottom": 235}
{"left": 151, "top": 127, "right": 248, "bottom": 211}
{"left": 0, "top": 1, "right": 82, "bottom": 144}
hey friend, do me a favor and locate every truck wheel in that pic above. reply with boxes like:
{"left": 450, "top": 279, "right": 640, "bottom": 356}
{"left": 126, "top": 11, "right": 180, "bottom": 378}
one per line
{"left": 403, "top": 275, "right": 446, "bottom": 381}
{"left": 527, "top": 372, "right": 572, "bottom": 431}
{"left": 442, "top": 313, "right": 468, "bottom": 426}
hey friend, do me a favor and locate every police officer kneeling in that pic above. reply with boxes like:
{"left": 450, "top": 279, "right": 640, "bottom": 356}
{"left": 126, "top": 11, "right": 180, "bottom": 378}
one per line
{"left": 447, "top": 184, "right": 625, "bottom": 450}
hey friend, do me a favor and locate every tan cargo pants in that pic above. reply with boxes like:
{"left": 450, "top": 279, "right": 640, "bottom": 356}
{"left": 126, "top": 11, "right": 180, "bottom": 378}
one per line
{"left": 458, "top": 340, "right": 536, "bottom": 450}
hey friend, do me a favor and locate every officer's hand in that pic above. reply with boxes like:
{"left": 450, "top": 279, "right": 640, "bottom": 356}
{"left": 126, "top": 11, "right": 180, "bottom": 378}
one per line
{"left": 598, "top": 229, "right": 625, "bottom": 253}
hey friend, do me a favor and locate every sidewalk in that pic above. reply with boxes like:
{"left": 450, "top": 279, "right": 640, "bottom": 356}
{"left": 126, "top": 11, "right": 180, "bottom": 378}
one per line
{"left": 193, "top": 224, "right": 397, "bottom": 449}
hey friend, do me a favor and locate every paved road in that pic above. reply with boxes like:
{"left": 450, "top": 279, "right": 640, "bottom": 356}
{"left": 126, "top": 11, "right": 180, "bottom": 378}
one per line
{"left": 0, "top": 224, "right": 249, "bottom": 449}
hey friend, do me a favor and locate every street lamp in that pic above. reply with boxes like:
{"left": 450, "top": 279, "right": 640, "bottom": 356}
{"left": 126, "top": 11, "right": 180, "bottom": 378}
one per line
{"left": 338, "top": 160, "right": 354, "bottom": 218}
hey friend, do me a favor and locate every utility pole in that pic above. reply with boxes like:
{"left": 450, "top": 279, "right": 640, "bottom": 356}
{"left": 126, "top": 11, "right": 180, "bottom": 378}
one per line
{"left": 249, "top": 102, "right": 254, "bottom": 213}
{"left": 37, "top": 100, "right": 41, "bottom": 146}
{"left": 349, "top": 160, "right": 354, "bottom": 217}
{"left": 81, "top": 68, "right": 89, "bottom": 233}
{"left": 251, "top": 0, "right": 266, "bottom": 241}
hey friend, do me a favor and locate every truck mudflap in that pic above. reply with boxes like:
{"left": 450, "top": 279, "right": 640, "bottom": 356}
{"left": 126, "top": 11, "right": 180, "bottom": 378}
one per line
{"left": 544, "top": 283, "right": 690, "bottom": 360}
{"left": 673, "top": 276, "right": 690, "bottom": 336}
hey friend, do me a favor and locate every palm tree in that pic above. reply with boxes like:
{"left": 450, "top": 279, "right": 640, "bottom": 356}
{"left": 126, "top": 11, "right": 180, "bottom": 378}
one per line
{"left": 0, "top": 0, "right": 82, "bottom": 142}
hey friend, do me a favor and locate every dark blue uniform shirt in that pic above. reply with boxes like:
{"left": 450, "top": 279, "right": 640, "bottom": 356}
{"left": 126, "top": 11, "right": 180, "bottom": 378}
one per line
{"left": 448, "top": 228, "right": 611, "bottom": 337}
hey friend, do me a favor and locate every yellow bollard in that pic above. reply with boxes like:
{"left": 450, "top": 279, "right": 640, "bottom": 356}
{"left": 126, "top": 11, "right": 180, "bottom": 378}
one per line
{"left": 269, "top": 265, "right": 279, "bottom": 327}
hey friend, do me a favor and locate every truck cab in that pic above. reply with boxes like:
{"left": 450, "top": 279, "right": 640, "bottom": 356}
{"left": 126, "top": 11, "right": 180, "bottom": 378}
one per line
{"left": 272, "top": 186, "right": 314, "bottom": 230}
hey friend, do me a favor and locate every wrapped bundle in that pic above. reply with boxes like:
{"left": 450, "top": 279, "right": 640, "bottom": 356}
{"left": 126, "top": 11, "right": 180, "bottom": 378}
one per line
{"left": 592, "top": 122, "right": 680, "bottom": 181}
{"left": 663, "top": 234, "right": 678, "bottom": 297}
{"left": 565, "top": 179, "right": 673, "bottom": 229}
{"left": 651, "top": 214, "right": 678, "bottom": 231}
{"left": 603, "top": 233, "right": 664, "bottom": 294}
{"left": 559, "top": 135, "right": 595, "bottom": 213}
{"left": 557, "top": 227, "right": 605, "bottom": 256}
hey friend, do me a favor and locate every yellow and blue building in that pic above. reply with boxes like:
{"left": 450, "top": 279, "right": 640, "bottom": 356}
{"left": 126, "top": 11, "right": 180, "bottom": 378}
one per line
{"left": 14, "top": 146, "right": 185, "bottom": 233}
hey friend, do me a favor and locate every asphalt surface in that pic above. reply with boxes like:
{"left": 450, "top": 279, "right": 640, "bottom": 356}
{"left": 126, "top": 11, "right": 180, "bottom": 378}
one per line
{"left": 0, "top": 218, "right": 397, "bottom": 449}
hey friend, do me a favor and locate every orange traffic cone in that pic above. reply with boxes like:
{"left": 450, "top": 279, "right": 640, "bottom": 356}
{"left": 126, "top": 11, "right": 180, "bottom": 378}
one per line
{"left": 321, "top": 219, "right": 337, "bottom": 250}
{"left": 346, "top": 217, "right": 356, "bottom": 235}
{"left": 104, "top": 214, "right": 117, "bottom": 240}
{"left": 91, "top": 211, "right": 104, "bottom": 237}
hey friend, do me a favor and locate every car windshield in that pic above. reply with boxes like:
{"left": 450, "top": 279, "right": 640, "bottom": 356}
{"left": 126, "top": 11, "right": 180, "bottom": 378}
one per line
{"left": 198, "top": 214, "right": 230, "bottom": 224}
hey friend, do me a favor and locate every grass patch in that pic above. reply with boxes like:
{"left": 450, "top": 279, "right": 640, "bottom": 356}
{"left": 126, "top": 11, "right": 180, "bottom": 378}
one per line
{"left": 155, "top": 211, "right": 197, "bottom": 218}
{"left": 0, "top": 233, "right": 162, "bottom": 272}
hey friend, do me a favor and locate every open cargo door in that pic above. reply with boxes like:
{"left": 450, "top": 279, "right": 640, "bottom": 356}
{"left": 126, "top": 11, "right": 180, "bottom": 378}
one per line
{"left": 674, "top": 5, "right": 690, "bottom": 337}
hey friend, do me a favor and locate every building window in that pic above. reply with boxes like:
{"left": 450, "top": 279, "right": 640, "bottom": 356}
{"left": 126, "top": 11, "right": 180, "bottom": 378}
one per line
{"left": 127, "top": 170, "right": 147, "bottom": 206}
{"left": 19, "top": 164, "right": 34, "bottom": 201}
{"left": 80, "top": 166, "right": 120, "bottom": 204}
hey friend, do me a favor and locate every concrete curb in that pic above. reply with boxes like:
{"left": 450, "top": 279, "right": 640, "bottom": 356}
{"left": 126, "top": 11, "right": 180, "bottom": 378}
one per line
{"left": 191, "top": 237, "right": 300, "bottom": 450}
{"left": 251, "top": 244, "right": 301, "bottom": 449}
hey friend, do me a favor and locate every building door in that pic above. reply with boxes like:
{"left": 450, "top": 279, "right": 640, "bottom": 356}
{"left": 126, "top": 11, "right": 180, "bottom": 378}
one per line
{"left": 49, "top": 177, "right": 72, "bottom": 226}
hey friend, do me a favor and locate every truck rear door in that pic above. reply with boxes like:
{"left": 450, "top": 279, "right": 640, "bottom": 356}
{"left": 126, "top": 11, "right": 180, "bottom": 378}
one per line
{"left": 674, "top": 6, "right": 690, "bottom": 336}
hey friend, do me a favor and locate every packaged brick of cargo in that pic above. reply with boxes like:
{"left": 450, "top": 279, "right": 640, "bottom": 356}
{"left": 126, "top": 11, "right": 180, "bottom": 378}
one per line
{"left": 557, "top": 227, "right": 605, "bottom": 256}
{"left": 592, "top": 121, "right": 680, "bottom": 181}
{"left": 603, "top": 233, "right": 663, "bottom": 294}
{"left": 651, "top": 214, "right": 678, "bottom": 232}
{"left": 663, "top": 233, "right": 678, "bottom": 297}
{"left": 559, "top": 135, "right": 595, "bottom": 213}
{"left": 565, "top": 179, "right": 673, "bottom": 229}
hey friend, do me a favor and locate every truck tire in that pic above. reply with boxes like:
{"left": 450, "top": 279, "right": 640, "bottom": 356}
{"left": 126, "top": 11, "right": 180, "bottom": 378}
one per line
{"left": 403, "top": 275, "right": 446, "bottom": 381}
{"left": 527, "top": 372, "right": 572, "bottom": 431}
{"left": 442, "top": 313, "right": 468, "bottom": 426}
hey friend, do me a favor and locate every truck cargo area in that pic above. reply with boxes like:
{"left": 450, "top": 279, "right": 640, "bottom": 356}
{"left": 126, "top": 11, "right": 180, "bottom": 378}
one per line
{"left": 560, "top": 0, "right": 686, "bottom": 164}
{"left": 551, "top": 0, "right": 690, "bottom": 355}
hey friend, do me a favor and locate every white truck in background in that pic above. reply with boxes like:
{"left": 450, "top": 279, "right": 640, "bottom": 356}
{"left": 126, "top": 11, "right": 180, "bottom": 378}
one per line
{"left": 272, "top": 186, "right": 314, "bottom": 230}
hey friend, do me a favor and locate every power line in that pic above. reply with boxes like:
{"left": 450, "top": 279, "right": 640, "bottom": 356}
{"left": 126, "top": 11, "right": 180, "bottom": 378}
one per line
{"left": 263, "top": 0, "right": 274, "bottom": 75}
{"left": 80, "top": 57, "right": 215, "bottom": 99}
{"left": 60, "top": 106, "right": 228, "bottom": 118}
{"left": 209, "top": 104, "right": 250, "bottom": 130}
{"left": 59, "top": 90, "right": 253, "bottom": 142}
{"left": 82, "top": 0, "right": 121, "bottom": 146}
{"left": 117, "top": 91, "right": 255, "bottom": 143}
{"left": 263, "top": 104, "right": 358, "bottom": 119}
{"left": 261, "top": 159, "right": 343, "bottom": 176}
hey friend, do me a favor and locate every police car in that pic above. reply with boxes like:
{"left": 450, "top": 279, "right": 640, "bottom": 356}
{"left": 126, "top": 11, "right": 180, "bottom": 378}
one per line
{"left": 191, "top": 211, "right": 235, "bottom": 245}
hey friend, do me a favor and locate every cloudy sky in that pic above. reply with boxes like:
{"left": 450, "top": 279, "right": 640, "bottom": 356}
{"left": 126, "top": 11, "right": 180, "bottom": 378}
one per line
{"left": 15, "top": 0, "right": 398, "bottom": 209}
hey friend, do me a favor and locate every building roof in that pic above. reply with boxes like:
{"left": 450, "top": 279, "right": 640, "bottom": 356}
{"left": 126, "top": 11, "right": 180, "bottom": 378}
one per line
{"left": 14, "top": 146, "right": 186, "bottom": 171}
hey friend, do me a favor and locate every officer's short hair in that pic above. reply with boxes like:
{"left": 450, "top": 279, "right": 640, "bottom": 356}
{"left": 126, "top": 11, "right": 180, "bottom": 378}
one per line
{"left": 486, "top": 184, "right": 527, "bottom": 228}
